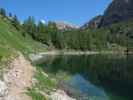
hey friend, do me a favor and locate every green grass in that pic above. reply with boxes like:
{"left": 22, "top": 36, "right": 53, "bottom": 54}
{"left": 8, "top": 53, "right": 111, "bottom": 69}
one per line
{"left": 35, "top": 67, "right": 57, "bottom": 91}
{"left": 0, "top": 16, "right": 47, "bottom": 79}
{"left": 26, "top": 64, "right": 74, "bottom": 100}
{"left": 27, "top": 66, "right": 57, "bottom": 100}
{"left": 0, "top": 16, "right": 46, "bottom": 59}
{"left": 27, "top": 88, "right": 47, "bottom": 100}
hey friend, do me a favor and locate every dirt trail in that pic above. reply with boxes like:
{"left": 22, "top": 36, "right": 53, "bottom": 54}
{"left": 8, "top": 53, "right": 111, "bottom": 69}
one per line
{"left": 3, "top": 53, "right": 35, "bottom": 100}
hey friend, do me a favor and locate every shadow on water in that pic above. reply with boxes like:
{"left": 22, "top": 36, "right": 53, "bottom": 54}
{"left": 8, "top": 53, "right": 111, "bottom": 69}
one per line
{"left": 38, "top": 54, "right": 133, "bottom": 100}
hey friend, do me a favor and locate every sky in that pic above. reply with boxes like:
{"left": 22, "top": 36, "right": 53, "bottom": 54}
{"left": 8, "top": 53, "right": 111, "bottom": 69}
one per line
{"left": 0, "top": 0, "right": 112, "bottom": 26}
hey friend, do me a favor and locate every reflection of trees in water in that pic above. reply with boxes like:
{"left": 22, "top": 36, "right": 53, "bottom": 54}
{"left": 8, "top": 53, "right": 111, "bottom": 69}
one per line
{"left": 41, "top": 54, "right": 133, "bottom": 81}
{"left": 39, "top": 54, "right": 133, "bottom": 99}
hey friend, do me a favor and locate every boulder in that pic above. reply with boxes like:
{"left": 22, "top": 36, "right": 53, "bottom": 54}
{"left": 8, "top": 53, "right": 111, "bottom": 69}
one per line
{"left": 0, "top": 80, "right": 8, "bottom": 97}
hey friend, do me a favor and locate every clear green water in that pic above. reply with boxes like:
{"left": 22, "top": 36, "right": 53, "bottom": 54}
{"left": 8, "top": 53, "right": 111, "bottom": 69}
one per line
{"left": 39, "top": 54, "right": 133, "bottom": 100}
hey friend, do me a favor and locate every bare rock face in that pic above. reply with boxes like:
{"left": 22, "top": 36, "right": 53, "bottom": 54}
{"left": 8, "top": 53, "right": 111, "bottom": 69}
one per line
{"left": 101, "top": 0, "right": 133, "bottom": 26}
{"left": 81, "top": 0, "right": 133, "bottom": 29}
{"left": 81, "top": 15, "right": 102, "bottom": 29}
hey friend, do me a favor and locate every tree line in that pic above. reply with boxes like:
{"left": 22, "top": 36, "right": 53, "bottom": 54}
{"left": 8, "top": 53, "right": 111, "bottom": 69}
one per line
{"left": 21, "top": 17, "right": 109, "bottom": 50}
{"left": 0, "top": 8, "right": 131, "bottom": 51}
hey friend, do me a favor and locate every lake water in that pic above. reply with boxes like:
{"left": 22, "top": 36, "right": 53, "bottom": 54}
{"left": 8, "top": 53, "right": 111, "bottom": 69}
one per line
{"left": 39, "top": 54, "right": 133, "bottom": 100}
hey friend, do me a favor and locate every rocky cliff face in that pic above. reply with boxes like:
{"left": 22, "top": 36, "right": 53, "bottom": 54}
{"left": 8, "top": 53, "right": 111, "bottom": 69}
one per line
{"left": 101, "top": 0, "right": 133, "bottom": 26}
{"left": 82, "top": 0, "right": 133, "bottom": 28}
{"left": 81, "top": 15, "right": 102, "bottom": 29}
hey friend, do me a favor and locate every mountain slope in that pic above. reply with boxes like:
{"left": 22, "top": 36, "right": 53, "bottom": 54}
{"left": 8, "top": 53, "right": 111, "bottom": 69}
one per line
{"left": 81, "top": 15, "right": 102, "bottom": 29}
{"left": 101, "top": 0, "right": 133, "bottom": 26}
{"left": 81, "top": 0, "right": 133, "bottom": 29}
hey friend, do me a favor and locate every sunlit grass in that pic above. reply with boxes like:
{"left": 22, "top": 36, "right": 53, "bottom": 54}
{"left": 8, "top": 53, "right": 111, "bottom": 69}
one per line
{"left": 27, "top": 66, "right": 57, "bottom": 100}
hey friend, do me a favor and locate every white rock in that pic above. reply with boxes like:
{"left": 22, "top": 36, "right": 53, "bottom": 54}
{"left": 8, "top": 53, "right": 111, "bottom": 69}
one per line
{"left": 42, "top": 72, "right": 48, "bottom": 77}
{"left": 29, "top": 54, "right": 43, "bottom": 62}
{"left": 0, "top": 80, "right": 8, "bottom": 97}
{"left": 49, "top": 90, "right": 76, "bottom": 100}
{"left": 32, "top": 78, "right": 38, "bottom": 86}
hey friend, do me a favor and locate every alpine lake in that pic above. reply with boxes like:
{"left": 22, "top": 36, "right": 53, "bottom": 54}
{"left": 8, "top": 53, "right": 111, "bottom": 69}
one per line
{"left": 37, "top": 54, "right": 133, "bottom": 100}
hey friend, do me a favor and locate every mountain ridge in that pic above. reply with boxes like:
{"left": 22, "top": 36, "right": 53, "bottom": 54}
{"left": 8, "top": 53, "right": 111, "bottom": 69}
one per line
{"left": 81, "top": 0, "right": 133, "bottom": 29}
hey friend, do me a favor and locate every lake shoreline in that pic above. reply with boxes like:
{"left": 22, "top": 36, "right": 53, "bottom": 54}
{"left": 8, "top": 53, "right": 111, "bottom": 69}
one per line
{"left": 40, "top": 50, "right": 124, "bottom": 55}
{"left": 29, "top": 50, "right": 125, "bottom": 62}
{"left": 32, "top": 52, "right": 133, "bottom": 100}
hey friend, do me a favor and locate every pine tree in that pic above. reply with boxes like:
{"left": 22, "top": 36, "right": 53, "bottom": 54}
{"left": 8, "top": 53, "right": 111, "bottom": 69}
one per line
{"left": 23, "top": 16, "right": 37, "bottom": 38}
{"left": 13, "top": 15, "right": 19, "bottom": 25}
{"left": 38, "top": 21, "right": 46, "bottom": 33}
{"left": 9, "top": 13, "right": 12, "bottom": 18}
{"left": 12, "top": 15, "right": 20, "bottom": 30}
{"left": 0, "top": 8, "right": 6, "bottom": 17}
{"left": 47, "top": 21, "right": 60, "bottom": 48}
{"left": 36, "top": 21, "right": 51, "bottom": 45}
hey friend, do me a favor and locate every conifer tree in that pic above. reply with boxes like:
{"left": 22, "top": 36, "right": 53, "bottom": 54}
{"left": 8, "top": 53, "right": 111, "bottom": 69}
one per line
{"left": 23, "top": 16, "right": 37, "bottom": 38}
{"left": 0, "top": 8, "right": 6, "bottom": 17}
{"left": 9, "top": 13, "right": 12, "bottom": 18}
{"left": 12, "top": 15, "right": 20, "bottom": 30}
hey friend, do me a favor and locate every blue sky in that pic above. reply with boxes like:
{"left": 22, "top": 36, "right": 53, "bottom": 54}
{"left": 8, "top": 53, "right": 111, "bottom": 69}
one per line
{"left": 0, "top": 0, "right": 112, "bottom": 26}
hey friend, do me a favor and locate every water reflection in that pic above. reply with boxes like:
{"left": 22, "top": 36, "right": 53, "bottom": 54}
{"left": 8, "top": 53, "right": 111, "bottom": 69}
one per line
{"left": 66, "top": 74, "right": 108, "bottom": 100}
{"left": 38, "top": 54, "right": 133, "bottom": 100}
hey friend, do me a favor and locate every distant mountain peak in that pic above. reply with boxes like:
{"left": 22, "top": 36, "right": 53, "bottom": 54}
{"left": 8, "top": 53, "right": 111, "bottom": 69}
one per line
{"left": 55, "top": 21, "right": 79, "bottom": 30}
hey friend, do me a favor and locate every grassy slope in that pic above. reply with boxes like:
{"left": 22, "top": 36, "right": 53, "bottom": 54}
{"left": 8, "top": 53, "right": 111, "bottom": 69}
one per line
{"left": 0, "top": 17, "right": 46, "bottom": 59}
{"left": 0, "top": 16, "right": 52, "bottom": 99}
{"left": 0, "top": 16, "right": 47, "bottom": 78}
